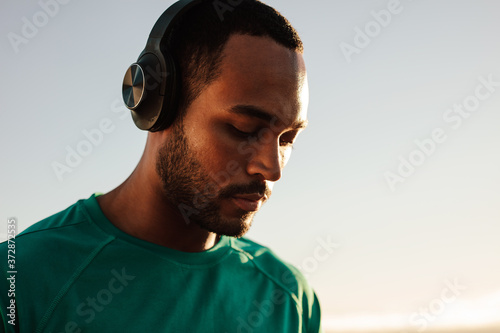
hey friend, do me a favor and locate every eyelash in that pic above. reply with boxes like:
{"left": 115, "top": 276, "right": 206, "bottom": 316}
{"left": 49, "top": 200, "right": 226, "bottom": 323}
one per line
{"left": 230, "top": 125, "right": 295, "bottom": 148}
{"left": 231, "top": 126, "right": 255, "bottom": 138}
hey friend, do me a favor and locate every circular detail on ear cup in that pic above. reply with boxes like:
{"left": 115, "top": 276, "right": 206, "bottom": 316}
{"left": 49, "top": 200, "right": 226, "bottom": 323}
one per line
{"left": 122, "top": 64, "right": 145, "bottom": 109}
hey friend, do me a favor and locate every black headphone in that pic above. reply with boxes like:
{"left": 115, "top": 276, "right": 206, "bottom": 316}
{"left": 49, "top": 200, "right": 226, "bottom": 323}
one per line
{"left": 122, "top": 0, "right": 203, "bottom": 132}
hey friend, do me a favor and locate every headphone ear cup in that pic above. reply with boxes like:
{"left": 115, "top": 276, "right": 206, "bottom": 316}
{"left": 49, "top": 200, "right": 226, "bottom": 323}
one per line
{"left": 122, "top": 51, "right": 179, "bottom": 132}
{"left": 121, "top": 53, "right": 163, "bottom": 131}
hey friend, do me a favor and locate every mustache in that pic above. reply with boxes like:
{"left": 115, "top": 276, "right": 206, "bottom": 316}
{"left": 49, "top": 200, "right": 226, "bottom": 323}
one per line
{"left": 218, "top": 180, "right": 271, "bottom": 200}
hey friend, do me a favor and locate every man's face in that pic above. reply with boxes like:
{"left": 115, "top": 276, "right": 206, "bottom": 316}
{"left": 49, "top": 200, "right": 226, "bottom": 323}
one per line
{"left": 156, "top": 34, "right": 309, "bottom": 238}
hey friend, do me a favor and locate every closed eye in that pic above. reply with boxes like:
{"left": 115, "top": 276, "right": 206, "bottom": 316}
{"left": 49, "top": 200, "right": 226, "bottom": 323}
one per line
{"left": 229, "top": 125, "right": 256, "bottom": 138}
{"left": 228, "top": 124, "right": 299, "bottom": 148}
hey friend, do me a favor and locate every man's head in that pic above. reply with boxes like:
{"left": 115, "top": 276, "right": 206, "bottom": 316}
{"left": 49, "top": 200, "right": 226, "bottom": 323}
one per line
{"left": 169, "top": 0, "right": 304, "bottom": 117}
{"left": 153, "top": 0, "right": 308, "bottom": 238}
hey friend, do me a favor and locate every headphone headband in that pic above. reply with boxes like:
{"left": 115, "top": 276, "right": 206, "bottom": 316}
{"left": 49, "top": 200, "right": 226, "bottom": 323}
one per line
{"left": 149, "top": 0, "right": 201, "bottom": 40}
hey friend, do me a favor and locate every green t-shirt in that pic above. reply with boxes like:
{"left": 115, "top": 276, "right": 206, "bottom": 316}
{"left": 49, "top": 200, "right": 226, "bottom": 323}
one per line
{"left": 0, "top": 194, "right": 322, "bottom": 333}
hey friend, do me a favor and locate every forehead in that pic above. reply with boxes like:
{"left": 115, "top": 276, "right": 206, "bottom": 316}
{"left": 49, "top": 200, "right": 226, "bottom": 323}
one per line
{"left": 208, "top": 34, "right": 308, "bottom": 127}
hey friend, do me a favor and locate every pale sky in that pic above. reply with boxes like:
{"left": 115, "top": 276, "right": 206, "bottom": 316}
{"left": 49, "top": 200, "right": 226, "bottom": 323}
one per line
{"left": 1, "top": 1, "right": 500, "bottom": 332}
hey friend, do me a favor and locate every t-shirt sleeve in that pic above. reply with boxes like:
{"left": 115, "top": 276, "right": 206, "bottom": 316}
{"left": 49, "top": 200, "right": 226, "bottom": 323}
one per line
{"left": 286, "top": 264, "right": 323, "bottom": 333}
{"left": 306, "top": 290, "right": 323, "bottom": 333}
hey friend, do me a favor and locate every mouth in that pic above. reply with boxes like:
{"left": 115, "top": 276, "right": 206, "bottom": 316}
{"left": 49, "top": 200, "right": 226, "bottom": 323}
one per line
{"left": 231, "top": 194, "right": 265, "bottom": 212}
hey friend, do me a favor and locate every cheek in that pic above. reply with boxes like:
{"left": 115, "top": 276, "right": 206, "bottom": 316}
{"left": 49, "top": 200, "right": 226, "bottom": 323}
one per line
{"left": 190, "top": 128, "right": 247, "bottom": 182}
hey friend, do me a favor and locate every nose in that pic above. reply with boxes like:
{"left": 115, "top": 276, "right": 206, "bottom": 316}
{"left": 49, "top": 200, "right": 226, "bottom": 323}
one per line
{"left": 246, "top": 140, "right": 283, "bottom": 182}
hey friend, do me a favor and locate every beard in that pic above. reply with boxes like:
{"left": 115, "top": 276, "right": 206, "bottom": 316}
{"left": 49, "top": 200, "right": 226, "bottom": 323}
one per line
{"left": 155, "top": 121, "right": 269, "bottom": 238}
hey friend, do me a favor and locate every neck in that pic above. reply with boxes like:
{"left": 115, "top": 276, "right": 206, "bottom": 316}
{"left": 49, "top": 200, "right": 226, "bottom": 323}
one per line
{"left": 96, "top": 139, "right": 220, "bottom": 253}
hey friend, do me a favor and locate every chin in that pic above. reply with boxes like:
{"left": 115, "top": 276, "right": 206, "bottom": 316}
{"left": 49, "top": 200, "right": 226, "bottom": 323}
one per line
{"left": 195, "top": 213, "right": 255, "bottom": 238}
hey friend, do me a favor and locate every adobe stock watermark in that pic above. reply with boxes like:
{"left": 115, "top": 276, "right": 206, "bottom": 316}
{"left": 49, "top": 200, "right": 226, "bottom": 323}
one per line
{"left": 339, "top": 0, "right": 407, "bottom": 63}
{"left": 212, "top": 0, "right": 243, "bottom": 22}
{"left": 385, "top": 74, "right": 500, "bottom": 192}
{"left": 408, "top": 278, "right": 466, "bottom": 332}
{"left": 6, "top": 218, "right": 17, "bottom": 327}
{"left": 296, "top": 235, "right": 340, "bottom": 279}
{"left": 231, "top": 288, "right": 287, "bottom": 333}
{"left": 51, "top": 99, "right": 129, "bottom": 182}
{"left": 52, "top": 62, "right": 169, "bottom": 182}
{"left": 7, "top": 0, "right": 72, "bottom": 54}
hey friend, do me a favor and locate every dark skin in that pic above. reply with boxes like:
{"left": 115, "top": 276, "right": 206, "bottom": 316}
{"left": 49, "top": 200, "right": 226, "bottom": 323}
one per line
{"left": 97, "top": 34, "right": 309, "bottom": 252}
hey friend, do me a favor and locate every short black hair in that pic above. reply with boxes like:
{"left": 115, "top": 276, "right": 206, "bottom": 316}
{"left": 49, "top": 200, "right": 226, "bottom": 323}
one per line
{"left": 168, "top": 0, "right": 303, "bottom": 119}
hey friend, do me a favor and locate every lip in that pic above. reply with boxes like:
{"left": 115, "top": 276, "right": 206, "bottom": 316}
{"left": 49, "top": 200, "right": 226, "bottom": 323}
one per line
{"left": 232, "top": 194, "right": 265, "bottom": 212}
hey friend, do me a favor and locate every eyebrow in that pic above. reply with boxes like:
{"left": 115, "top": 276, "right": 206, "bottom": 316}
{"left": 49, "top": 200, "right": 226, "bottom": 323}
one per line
{"left": 228, "top": 105, "right": 308, "bottom": 130}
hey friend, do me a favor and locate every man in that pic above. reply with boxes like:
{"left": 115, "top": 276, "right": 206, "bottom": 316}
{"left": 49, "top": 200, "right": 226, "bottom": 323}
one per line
{"left": 1, "top": 1, "right": 322, "bottom": 332}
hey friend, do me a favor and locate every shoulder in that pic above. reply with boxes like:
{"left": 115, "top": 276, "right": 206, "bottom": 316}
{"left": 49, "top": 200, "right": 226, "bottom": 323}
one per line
{"left": 0, "top": 196, "right": 111, "bottom": 271}
{"left": 231, "top": 237, "right": 315, "bottom": 301}
{"left": 0, "top": 198, "right": 85, "bottom": 257}
{"left": 18, "top": 197, "right": 89, "bottom": 237}
{"left": 231, "top": 237, "right": 323, "bottom": 332}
